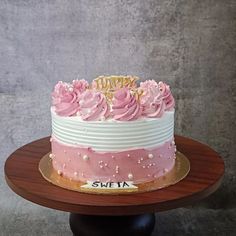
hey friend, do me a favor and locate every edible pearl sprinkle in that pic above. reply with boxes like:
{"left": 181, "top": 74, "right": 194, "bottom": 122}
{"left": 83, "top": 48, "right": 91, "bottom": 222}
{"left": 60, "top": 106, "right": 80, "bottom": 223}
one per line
{"left": 57, "top": 170, "right": 62, "bottom": 175}
{"left": 138, "top": 160, "right": 141, "bottom": 164}
{"left": 172, "top": 141, "right": 175, "bottom": 145}
{"left": 100, "top": 165, "right": 103, "bottom": 169}
{"left": 128, "top": 173, "right": 133, "bottom": 180}
{"left": 140, "top": 157, "right": 144, "bottom": 161}
{"left": 83, "top": 155, "right": 89, "bottom": 161}
{"left": 142, "top": 166, "right": 146, "bottom": 168}
{"left": 74, "top": 172, "right": 78, "bottom": 176}
{"left": 148, "top": 154, "right": 154, "bottom": 159}
{"left": 111, "top": 156, "right": 114, "bottom": 159}
{"left": 104, "top": 163, "right": 108, "bottom": 167}
{"left": 127, "top": 154, "right": 130, "bottom": 157}
{"left": 113, "top": 174, "right": 116, "bottom": 177}
{"left": 50, "top": 137, "right": 53, "bottom": 142}
{"left": 164, "top": 168, "right": 168, "bottom": 173}
{"left": 68, "top": 87, "right": 73, "bottom": 92}
{"left": 49, "top": 153, "right": 54, "bottom": 159}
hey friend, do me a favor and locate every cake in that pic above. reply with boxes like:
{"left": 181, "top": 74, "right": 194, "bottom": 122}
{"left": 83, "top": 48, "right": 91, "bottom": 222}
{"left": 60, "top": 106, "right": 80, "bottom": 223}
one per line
{"left": 50, "top": 76, "right": 176, "bottom": 185}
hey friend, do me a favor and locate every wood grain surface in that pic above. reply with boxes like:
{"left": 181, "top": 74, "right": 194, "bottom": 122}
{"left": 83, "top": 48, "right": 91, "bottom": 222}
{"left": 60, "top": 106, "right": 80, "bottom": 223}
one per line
{"left": 4, "top": 135, "right": 224, "bottom": 215}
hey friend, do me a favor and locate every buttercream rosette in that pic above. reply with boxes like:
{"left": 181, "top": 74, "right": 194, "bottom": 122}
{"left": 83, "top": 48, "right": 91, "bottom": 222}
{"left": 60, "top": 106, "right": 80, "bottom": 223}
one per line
{"left": 139, "top": 80, "right": 165, "bottom": 118}
{"left": 158, "top": 81, "right": 175, "bottom": 110}
{"left": 112, "top": 87, "right": 141, "bottom": 121}
{"left": 52, "top": 81, "right": 79, "bottom": 116}
{"left": 78, "top": 90, "right": 110, "bottom": 121}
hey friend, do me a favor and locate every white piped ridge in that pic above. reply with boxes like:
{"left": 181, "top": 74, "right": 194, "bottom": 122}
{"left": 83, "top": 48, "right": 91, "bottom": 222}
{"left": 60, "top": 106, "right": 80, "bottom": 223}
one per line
{"left": 51, "top": 108, "right": 174, "bottom": 152}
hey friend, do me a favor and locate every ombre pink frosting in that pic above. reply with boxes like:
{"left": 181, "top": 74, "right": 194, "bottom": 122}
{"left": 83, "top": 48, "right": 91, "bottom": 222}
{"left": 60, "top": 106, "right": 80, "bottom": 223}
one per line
{"left": 112, "top": 88, "right": 141, "bottom": 121}
{"left": 139, "top": 80, "right": 166, "bottom": 118}
{"left": 78, "top": 90, "right": 110, "bottom": 121}
{"left": 52, "top": 81, "right": 79, "bottom": 116}
{"left": 51, "top": 137, "right": 176, "bottom": 184}
{"left": 158, "top": 81, "right": 175, "bottom": 110}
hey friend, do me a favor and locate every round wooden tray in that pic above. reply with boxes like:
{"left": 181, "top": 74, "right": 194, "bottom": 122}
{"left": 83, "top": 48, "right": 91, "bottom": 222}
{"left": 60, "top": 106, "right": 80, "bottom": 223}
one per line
{"left": 4, "top": 135, "right": 224, "bottom": 236}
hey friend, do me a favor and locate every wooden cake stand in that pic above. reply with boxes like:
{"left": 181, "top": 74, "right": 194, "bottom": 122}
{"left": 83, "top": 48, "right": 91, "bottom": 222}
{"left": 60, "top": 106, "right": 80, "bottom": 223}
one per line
{"left": 5, "top": 135, "right": 224, "bottom": 236}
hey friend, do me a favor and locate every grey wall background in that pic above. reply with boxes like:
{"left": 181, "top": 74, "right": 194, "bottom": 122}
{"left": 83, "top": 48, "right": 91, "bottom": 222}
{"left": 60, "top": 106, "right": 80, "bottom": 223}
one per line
{"left": 0, "top": 0, "right": 236, "bottom": 235}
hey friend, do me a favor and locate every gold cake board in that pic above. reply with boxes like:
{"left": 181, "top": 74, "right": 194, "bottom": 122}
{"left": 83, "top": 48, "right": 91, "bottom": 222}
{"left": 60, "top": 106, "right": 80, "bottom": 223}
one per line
{"left": 39, "top": 151, "right": 190, "bottom": 195}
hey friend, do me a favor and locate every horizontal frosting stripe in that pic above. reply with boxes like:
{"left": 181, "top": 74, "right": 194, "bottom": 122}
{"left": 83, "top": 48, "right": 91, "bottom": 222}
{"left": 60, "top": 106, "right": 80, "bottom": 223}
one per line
{"left": 52, "top": 130, "right": 173, "bottom": 145}
{"left": 53, "top": 135, "right": 174, "bottom": 151}
{"left": 52, "top": 120, "right": 173, "bottom": 137}
{"left": 51, "top": 108, "right": 173, "bottom": 126}
{"left": 51, "top": 109, "right": 174, "bottom": 151}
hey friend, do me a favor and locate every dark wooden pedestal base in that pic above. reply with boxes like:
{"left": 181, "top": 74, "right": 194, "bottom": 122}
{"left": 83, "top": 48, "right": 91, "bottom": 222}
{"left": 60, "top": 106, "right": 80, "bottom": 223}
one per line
{"left": 69, "top": 213, "right": 155, "bottom": 236}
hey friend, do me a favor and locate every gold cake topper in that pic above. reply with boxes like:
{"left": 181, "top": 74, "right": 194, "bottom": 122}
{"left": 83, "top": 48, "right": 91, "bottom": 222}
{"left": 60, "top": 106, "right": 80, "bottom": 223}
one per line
{"left": 93, "top": 75, "right": 143, "bottom": 100}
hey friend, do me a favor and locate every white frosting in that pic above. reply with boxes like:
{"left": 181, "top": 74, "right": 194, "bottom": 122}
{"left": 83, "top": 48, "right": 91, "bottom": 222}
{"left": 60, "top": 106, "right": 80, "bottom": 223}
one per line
{"left": 51, "top": 108, "right": 174, "bottom": 152}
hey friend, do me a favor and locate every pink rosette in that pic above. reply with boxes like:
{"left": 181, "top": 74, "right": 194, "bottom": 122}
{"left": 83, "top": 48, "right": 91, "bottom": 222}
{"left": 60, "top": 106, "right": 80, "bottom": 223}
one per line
{"left": 139, "top": 80, "right": 166, "bottom": 118}
{"left": 78, "top": 90, "right": 110, "bottom": 121}
{"left": 158, "top": 81, "right": 175, "bottom": 110}
{"left": 72, "top": 79, "right": 89, "bottom": 96}
{"left": 52, "top": 81, "right": 79, "bottom": 116}
{"left": 112, "top": 88, "right": 141, "bottom": 121}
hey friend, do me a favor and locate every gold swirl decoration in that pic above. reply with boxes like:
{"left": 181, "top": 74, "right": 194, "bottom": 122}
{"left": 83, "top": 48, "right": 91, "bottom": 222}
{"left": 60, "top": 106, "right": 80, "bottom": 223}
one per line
{"left": 92, "top": 75, "right": 143, "bottom": 101}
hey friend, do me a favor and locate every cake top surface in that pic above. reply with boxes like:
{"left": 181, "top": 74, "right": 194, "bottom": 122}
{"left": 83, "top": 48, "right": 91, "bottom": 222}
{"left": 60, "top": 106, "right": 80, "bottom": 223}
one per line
{"left": 51, "top": 75, "right": 175, "bottom": 121}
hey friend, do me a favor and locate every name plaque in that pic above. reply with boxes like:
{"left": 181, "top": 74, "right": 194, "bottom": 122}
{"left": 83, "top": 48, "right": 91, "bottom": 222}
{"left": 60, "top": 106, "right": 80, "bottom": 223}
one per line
{"left": 81, "top": 181, "right": 138, "bottom": 190}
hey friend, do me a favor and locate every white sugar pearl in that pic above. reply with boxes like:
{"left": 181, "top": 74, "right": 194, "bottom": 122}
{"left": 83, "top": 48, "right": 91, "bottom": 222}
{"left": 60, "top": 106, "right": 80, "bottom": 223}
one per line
{"left": 49, "top": 153, "right": 54, "bottom": 159}
{"left": 68, "top": 87, "right": 73, "bottom": 92}
{"left": 128, "top": 173, "right": 133, "bottom": 180}
{"left": 57, "top": 170, "right": 62, "bottom": 175}
{"left": 127, "top": 154, "right": 130, "bottom": 157}
{"left": 79, "top": 100, "right": 84, "bottom": 105}
{"left": 83, "top": 155, "right": 89, "bottom": 161}
{"left": 100, "top": 116, "right": 105, "bottom": 121}
{"left": 74, "top": 172, "right": 78, "bottom": 176}
{"left": 148, "top": 154, "right": 154, "bottom": 159}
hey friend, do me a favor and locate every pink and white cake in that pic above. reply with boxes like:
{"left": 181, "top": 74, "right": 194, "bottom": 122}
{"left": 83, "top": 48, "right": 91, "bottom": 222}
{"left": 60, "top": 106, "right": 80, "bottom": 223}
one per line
{"left": 50, "top": 75, "right": 176, "bottom": 185}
